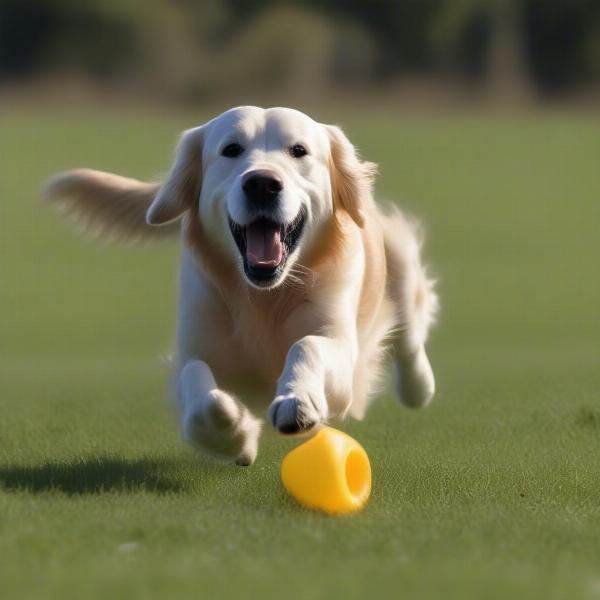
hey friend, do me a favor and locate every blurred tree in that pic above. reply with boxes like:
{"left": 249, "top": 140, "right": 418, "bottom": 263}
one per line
{"left": 522, "top": 0, "right": 600, "bottom": 92}
{"left": 0, "top": 0, "right": 57, "bottom": 77}
{"left": 0, "top": 0, "right": 142, "bottom": 79}
{"left": 0, "top": 0, "right": 598, "bottom": 98}
{"left": 486, "top": 0, "right": 535, "bottom": 103}
{"left": 428, "top": 0, "right": 492, "bottom": 80}
{"left": 226, "top": 0, "right": 493, "bottom": 79}
{"left": 183, "top": 5, "right": 376, "bottom": 103}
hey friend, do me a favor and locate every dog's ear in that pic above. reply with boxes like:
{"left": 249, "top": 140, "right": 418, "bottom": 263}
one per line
{"left": 326, "top": 124, "right": 377, "bottom": 228}
{"left": 146, "top": 126, "right": 205, "bottom": 226}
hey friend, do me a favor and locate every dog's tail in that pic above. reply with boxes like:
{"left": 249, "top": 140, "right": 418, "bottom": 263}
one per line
{"left": 44, "top": 169, "right": 180, "bottom": 242}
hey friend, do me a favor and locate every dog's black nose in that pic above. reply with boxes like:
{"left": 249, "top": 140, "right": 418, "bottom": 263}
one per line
{"left": 242, "top": 170, "right": 283, "bottom": 206}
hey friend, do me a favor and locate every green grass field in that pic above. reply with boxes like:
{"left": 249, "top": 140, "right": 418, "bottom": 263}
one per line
{"left": 1, "top": 109, "right": 599, "bottom": 599}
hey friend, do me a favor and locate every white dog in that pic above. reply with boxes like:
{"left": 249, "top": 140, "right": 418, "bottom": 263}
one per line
{"left": 46, "top": 106, "right": 438, "bottom": 465}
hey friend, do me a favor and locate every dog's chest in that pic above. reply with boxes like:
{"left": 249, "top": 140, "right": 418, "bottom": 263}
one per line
{"left": 180, "top": 290, "right": 318, "bottom": 388}
{"left": 228, "top": 294, "right": 317, "bottom": 378}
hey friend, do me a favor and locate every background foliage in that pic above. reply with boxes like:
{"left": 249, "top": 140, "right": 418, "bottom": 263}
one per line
{"left": 1, "top": 0, "right": 599, "bottom": 102}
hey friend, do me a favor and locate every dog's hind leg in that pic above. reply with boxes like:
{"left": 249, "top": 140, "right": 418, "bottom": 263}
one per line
{"left": 179, "top": 360, "right": 262, "bottom": 465}
{"left": 383, "top": 210, "right": 438, "bottom": 408}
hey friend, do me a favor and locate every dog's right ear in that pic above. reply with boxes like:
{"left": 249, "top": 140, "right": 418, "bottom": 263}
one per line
{"left": 146, "top": 126, "right": 204, "bottom": 226}
{"left": 325, "top": 124, "right": 377, "bottom": 229}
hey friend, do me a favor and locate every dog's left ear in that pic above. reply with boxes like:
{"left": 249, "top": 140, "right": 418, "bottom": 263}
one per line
{"left": 146, "top": 126, "right": 205, "bottom": 225}
{"left": 326, "top": 125, "right": 377, "bottom": 228}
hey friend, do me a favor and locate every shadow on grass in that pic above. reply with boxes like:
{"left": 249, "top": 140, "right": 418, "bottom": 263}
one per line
{"left": 0, "top": 456, "right": 186, "bottom": 495}
{"left": 575, "top": 406, "right": 600, "bottom": 430}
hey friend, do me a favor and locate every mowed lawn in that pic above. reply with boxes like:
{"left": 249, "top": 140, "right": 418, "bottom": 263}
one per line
{"left": 1, "top": 109, "right": 599, "bottom": 599}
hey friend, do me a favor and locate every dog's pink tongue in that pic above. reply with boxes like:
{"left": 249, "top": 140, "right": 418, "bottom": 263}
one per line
{"left": 246, "top": 221, "right": 283, "bottom": 268}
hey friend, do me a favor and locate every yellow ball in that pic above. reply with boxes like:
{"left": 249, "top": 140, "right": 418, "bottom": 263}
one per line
{"left": 280, "top": 427, "right": 371, "bottom": 514}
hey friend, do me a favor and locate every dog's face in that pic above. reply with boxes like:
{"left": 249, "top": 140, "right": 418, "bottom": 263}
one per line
{"left": 147, "top": 106, "right": 375, "bottom": 289}
{"left": 202, "top": 107, "right": 333, "bottom": 288}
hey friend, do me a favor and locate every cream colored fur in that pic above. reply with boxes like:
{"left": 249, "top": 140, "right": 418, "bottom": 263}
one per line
{"left": 45, "top": 106, "right": 437, "bottom": 466}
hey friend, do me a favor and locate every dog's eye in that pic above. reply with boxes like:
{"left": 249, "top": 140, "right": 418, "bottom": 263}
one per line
{"left": 289, "top": 144, "right": 308, "bottom": 158}
{"left": 222, "top": 143, "right": 244, "bottom": 158}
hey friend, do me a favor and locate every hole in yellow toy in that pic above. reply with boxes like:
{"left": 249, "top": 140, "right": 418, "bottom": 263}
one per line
{"left": 345, "top": 448, "right": 370, "bottom": 502}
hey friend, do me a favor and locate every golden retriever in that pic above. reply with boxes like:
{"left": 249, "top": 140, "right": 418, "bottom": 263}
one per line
{"left": 45, "top": 106, "right": 438, "bottom": 465}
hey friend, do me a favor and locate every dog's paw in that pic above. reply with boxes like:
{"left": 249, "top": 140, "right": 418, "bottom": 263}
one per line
{"left": 268, "top": 392, "right": 324, "bottom": 436}
{"left": 395, "top": 349, "right": 435, "bottom": 408}
{"left": 182, "top": 389, "right": 262, "bottom": 465}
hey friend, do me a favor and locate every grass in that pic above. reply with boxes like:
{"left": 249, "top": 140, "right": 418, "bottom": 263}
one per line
{"left": 1, "top": 108, "right": 599, "bottom": 599}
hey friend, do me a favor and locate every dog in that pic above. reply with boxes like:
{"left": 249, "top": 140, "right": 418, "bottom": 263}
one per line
{"left": 45, "top": 106, "right": 438, "bottom": 466}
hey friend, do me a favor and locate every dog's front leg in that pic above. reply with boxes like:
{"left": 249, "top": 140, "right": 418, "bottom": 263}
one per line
{"left": 179, "top": 360, "right": 262, "bottom": 465}
{"left": 268, "top": 335, "right": 356, "bottom": 435}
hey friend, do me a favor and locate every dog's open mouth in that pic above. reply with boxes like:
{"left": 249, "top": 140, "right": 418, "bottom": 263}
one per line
{"left": 229, "top": 209, "right": 306, "bottom": 287}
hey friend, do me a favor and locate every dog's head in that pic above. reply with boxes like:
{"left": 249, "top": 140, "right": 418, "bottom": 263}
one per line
{"left": 147, "top": 106, "right": 376, "bottom": 289}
